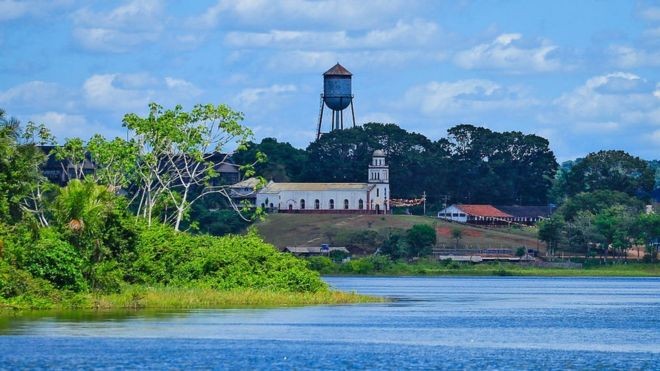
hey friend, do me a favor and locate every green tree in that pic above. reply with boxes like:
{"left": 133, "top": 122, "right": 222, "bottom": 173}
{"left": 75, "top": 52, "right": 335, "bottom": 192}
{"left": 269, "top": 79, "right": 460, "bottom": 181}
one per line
{"left": 594, "top": 206, "right": 636, "bottom": 261}
{"left": 538, "top": 215, "right": 564, "bottom": 256}
{"left": 380, "top": 229, "right": 407, "bottom": 260}
{"left": 451, "top": 227, "right": 463, "bottom": 248}
{"left": 636, "top": 212, "right": 660, "bottom": 261}
{"left": 123, "top": 103, "right": 258, "bottom": 231}
{"left": 232, "top": 138, "right": 306, "bottom": 181}
{"left": 405, "top": 224, "right": 436, "bottom": 258}
{"left": 565, "top": 150, "right": 655, "bottom": 198}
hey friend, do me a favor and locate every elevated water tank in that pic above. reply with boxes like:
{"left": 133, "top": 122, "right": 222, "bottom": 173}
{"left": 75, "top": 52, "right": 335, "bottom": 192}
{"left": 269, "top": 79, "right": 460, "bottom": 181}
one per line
{"left": 323, "top": 63, "right": 352, "bottom": 111}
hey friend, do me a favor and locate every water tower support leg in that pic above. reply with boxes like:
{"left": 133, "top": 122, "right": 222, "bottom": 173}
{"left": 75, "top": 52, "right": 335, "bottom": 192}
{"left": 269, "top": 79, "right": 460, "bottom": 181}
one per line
{"left": 340, "top": 109, "right": 344, "bottom": 130}
{"left": 350, "top": 100, "right": 356, "bottom": 128}
{"left": 317, "top": 97, "right": 325, "bottom": 140}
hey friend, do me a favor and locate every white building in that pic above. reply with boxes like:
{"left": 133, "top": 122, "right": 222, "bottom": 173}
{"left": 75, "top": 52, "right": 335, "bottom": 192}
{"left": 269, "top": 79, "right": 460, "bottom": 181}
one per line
{"left": 256, "top": 150, "right": 390, "bottom": 214}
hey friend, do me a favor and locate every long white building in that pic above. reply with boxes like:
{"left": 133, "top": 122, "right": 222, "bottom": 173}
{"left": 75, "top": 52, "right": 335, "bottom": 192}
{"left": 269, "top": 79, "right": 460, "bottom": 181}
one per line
{"left": 256, "top": 150, "right": 390, "bottom": 214}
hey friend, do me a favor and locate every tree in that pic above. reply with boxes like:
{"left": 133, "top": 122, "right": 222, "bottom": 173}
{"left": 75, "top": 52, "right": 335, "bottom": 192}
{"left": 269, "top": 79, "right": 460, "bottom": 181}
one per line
{"left": 451, "top": 227, "right": 463, "bottom": 249}
{"left": 538, "top": 215, "right": 564, "bottom": 256}
{"left": 380, "top": 229, "right": 407, "bottom": 260}
{"left": 406, "top": 224, "right": 436, "bottom": 258}
{"left": 231, "top": 138, "right": 306, "bottom": 182}
{"left": 558, "top": 190, "right": 644, "bottom": 221}
{"left": 123, "top": 103, "right": 259, "bottom": 231}
{"left": 0, "top": 110, "right": 53, "bottom": 223}
{"left": 565, "top": 150, "right": 654, "bottom": 198}
{"left": 636, "top": 212, "right": 660, "bottom": 261}
{"left": 594, "top": 206, "right": 636, "bottom": 261}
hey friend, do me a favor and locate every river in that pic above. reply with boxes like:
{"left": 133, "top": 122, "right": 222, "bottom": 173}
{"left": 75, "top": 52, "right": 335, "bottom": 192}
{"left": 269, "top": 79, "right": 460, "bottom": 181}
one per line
{"left": 0, "top": 277, "right": 658, "bottom": 369}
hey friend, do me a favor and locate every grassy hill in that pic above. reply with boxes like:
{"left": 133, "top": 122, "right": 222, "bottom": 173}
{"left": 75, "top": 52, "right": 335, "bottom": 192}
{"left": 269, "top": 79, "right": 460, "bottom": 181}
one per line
{"left": 255, "top": 214, "right": 544, "bottom": 255}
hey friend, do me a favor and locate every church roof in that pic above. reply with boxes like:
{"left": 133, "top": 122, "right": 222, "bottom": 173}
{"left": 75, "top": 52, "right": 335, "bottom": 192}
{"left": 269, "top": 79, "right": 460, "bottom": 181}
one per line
{"left": 259, "top": 182, "right": 372, "bottom": 193}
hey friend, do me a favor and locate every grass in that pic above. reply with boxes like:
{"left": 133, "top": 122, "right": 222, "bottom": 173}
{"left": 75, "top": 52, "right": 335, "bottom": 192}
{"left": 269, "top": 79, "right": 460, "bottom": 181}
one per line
{"left": 0, "top": 286, "right": 384, "bottom": 313}
{"left": 256, "top": 214, "right": 543, "bottom": 253}
{"left": 317, "top": 258, "right": 660, "bottom": 277}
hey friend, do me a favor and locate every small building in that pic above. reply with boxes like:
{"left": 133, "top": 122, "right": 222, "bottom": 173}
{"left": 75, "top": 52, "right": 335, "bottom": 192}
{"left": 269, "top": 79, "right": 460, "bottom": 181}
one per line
{"left": 437, "top": 204, "right": 513, "bottom": 225}
{"left": 283, "top": 246, "right": 350, "bottom": 257}
{"left": 495, "top": 205, "right": 555, "bottom": 225}
{"left": 256, "top": 150, "right": 390, "bottom": 214}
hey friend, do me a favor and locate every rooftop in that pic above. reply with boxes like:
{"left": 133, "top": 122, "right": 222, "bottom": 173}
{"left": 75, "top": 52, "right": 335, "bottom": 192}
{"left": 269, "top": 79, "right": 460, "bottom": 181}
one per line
{"left": 260, "top": 182, "right": 372, "bottom": 193}
{"left": 455, "top": 204, "right": 513, "bottom": 218}
{"left": 323, "top": 63, "right": 352, "bottom": 76}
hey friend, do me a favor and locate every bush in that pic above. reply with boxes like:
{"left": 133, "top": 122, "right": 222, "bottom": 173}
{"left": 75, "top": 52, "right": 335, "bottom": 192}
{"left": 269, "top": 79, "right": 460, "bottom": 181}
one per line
{"left": 23, "top": 229, "right": 87, "bottom": 292}
{"left": 0, "top": 260, "right": 57, "bottom": 306}
{"left": 130, "top": 224, "right": 327, "bottom": 292}
{"left": 307, "top": 256, "right": 337, "bottom": 274}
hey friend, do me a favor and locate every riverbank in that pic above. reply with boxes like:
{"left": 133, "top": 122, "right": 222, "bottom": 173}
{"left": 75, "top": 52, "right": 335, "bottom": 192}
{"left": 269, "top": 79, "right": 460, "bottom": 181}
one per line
{"left": 309, "top": 257, "right": 660, "bottom": 277}
{"left": 0, "top": 286, "right": 383, "bottom": 312}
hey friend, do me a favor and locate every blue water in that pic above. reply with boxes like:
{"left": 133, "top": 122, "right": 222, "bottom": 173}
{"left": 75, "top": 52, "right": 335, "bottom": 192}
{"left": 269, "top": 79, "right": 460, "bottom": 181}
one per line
{"left": 1, "top": 277, "right": 658, "bottom": 369}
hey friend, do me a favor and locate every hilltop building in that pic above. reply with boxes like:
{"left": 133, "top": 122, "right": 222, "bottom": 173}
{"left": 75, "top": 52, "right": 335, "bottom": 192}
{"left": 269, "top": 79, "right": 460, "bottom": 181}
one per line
{"left": 255, "top": 150, "right": 390, "bottom": 214}
{"left": 437, "top": 204, "right": 554, "bottom": 225}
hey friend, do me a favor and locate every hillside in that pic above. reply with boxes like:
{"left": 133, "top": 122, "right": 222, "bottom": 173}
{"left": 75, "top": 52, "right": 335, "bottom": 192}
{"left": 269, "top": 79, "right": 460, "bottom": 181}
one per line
{"left": 255, "top": 214, "right": 544, "bottom": 255}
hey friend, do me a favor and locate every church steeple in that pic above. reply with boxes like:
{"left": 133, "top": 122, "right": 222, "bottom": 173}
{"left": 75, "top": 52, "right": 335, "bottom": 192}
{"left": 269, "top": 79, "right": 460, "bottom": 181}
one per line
{"left": 368, "top": 149, "right": 388, "bottom": 183}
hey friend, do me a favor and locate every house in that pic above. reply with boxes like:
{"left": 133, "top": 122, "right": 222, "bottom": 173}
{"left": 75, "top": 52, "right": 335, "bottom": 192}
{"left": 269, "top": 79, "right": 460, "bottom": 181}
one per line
{"left": 495, "top": 205, "right": 555, "bottom": 225}
{"left": 229, "top": 177, "right": 261, "bottom": 203}
{"left": 255, "top": 150, "right": 390, "bottom": 214}
{"left": 40, "top": 146, "right": 96, "bottom": 186}
{"left": 283, "top": 245, "right": 350, "bottom": 257}
{"left": 437, "top": 204, "right": 513, "bottom": 225}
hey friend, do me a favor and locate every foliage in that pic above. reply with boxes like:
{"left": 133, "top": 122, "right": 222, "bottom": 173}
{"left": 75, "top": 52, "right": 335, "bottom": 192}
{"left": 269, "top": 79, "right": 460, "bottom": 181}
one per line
{"left": 557, "top": 190, "right": 643, "bottom": 221}
{"left": 131, "top": 225, "right": 326, "bottom": 292}
{"left": 232, "top": 137, "right": 306, "bottom": 181}
{"left": 565, "top": 150, "right": 655, "bottom": 198}
{"left": 406, "top": 224, "right": 436, "bottom": 258}
{"left": 23, "top": 228, "right": 87, "bottom": 291}
{"left": 538, "top": 215, "right": 564, "bottom": 256}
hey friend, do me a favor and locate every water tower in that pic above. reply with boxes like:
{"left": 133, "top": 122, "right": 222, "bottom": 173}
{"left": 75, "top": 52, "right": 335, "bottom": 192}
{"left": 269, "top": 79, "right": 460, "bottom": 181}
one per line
{"left": 316, "top": 63, "right": 356, "bottom": 140}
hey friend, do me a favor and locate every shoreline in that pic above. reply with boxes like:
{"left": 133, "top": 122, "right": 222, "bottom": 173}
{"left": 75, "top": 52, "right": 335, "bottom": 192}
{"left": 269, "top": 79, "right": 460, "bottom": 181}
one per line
{"left": 0, "top": 286, "right": 384, "bottom": 314}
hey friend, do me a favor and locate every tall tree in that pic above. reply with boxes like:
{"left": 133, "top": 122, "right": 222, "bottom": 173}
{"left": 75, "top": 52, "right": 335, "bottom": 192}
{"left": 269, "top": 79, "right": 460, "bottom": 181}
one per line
{"left": 123, "top": 103, "right": 257, "bottom": 231}
{"left": 565, "top": 150, "right": 654, "bottom": 198}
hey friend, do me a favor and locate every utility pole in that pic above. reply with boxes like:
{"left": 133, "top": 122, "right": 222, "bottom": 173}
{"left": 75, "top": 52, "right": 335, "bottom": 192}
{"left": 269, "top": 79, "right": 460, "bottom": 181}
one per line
{"left": 423, "top": 191, "right": 426, "bottom": 216}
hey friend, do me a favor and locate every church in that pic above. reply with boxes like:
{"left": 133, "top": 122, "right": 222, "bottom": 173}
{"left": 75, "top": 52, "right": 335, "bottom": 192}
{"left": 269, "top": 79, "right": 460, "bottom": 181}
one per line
{"left": 255, "top": 150, "right": 390, "bottom": 214}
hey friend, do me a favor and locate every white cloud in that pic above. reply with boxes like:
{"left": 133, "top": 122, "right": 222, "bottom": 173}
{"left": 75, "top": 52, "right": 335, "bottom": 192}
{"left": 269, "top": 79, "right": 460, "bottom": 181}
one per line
{"left": 554, "top": 72, "right": 660, "bottom": 124}
{"left": 235, "top": 84, "right": 297, "bottom": 107}
{"left": 0, "top": 0, "right": 72, "bottom": 22}
{"left": 609, "top": 45, "right": 660, "bottom": 68}
{"left": 71, "top": 0, "right": 164, "bottom": 53}
{"left": 453, "top": 33, "right": 561, "bottom": 73}
{"left": 83, "top": 73, "right": 202, "bottom": 112}
{"left": 225, "top": 20, "right": 439, "bottom": 50}
{"left": 404, "top": 79, "right": 536, "bottom": 116}
{"left": 29, "top": 111, "right": 124, "bottom": 141}
{"left": 189, "top": 0, "right": 407, "bottom": 30}
{"left": 0, "top": 81, "right": 75, "bottom": 110}
{"left": 639, "top": 5, "right": 660, "bottom": 21}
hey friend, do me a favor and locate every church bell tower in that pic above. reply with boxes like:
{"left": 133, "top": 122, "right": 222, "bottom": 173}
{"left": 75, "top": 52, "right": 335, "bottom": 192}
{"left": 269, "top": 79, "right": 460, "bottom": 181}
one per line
{"left": 368, "top": 150, "right": 389, "bottom": 213}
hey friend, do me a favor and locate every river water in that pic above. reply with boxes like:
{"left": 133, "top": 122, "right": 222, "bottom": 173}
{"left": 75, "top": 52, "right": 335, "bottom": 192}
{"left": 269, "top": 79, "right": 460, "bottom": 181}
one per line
{"left": 0, "top": 277, "right": 658, "bottom": 369}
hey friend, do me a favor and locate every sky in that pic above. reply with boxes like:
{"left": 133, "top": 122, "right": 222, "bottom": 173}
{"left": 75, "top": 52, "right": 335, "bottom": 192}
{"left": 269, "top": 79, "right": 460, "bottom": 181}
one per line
{"left": 1, "top": 0, "right": 659, "bottom": 161}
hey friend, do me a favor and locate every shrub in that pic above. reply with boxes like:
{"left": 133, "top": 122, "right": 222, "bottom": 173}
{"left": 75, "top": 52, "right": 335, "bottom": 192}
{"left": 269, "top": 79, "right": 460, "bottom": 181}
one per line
{"left": 307, "top": 256, "right": 337, "bottom": 274}
{"left": 23, "top": 228, "right": 87, "bottom": 292}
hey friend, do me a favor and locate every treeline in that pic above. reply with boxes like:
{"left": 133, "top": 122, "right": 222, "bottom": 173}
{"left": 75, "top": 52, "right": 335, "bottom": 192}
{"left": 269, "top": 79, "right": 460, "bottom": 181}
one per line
{"left": 235, "top": 123, "right": 659, "bottom": 208}
{"left": 236, "top": 123, "right": 557, "bottom": 206}
{"left": 0, "top": 106, "right": 326, "bottom": 309}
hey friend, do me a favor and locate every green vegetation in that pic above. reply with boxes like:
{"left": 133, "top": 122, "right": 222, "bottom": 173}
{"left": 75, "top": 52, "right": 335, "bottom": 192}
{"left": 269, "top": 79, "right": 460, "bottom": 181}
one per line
{"left": 307, "top": 256, "right": 660, "bottom": 277}
{"left": 0, "top": 106, "right": 372, "bottom": 312}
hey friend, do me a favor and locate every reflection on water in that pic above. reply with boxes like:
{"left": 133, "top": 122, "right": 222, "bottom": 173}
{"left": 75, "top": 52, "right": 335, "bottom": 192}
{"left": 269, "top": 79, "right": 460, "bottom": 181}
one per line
{"left": 0, "top": 277, "right": 658, "bottom": 369}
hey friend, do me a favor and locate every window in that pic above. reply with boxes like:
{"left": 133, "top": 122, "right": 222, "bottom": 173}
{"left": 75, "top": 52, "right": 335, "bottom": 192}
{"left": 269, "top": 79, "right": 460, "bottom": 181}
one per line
{"left": 269, "top": 203, "right": 273, "bottom": 209}
{"left": 329, "top": 199, "right": 334, "bottom": 209}
{"left": 344, "top": 199, "right": 349, "bottom": 209}
{"left": 300, "top": 199, "right": 305, "bottom": 210}
{"left": 452, "top": 213, "right": 459, "bottom": 217}
{"left": 358, "top": 199, "right": 364, "bottom": 210}
{"left": 384, "top": 188, "right": 387, "bottom": 198}
{"left": 314, "top": 199, "right": 320, "bottom": 209}
{"left": 377, "top": 188, "right": 379, "bottom": 197}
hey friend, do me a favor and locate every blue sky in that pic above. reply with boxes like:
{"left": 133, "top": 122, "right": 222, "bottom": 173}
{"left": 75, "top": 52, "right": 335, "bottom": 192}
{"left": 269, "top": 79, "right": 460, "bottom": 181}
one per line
{"left": 1, "top": 0, "right": 659, "bottom": 161}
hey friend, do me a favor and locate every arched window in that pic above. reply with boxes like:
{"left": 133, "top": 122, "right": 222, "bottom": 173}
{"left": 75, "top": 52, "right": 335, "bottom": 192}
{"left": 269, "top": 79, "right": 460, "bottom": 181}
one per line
{"left": 344, "top": 199, "right": 349, "bottom": 209}
{"left": 358, "top": 199, "right": 364, "bottom": 210}
{"left": 314, "top": 199, "right": 320, "bottom": 209}
{"left": 300, "top": 199, "right": 305, "bottom": 209}
{"left": 269, "top": 203, "right": 273, "bottom": 209}
{"left": 329, "top": 199, "right": 335, "bottom": 209}
{"left": 377, "top": 188, "right": 379, "bottom": 197}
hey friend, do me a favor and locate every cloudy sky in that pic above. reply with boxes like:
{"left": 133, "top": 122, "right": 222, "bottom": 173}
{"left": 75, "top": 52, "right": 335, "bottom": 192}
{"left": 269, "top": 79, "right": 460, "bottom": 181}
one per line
{"left": 1, "top": 0, "right": 659, "bottom": 161}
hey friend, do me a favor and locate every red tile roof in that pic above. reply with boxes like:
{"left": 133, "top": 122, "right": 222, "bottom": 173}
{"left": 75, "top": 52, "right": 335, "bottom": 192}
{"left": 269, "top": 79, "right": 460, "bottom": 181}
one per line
{"left": 456, "top": 204, "right": 512, "bottom": 218}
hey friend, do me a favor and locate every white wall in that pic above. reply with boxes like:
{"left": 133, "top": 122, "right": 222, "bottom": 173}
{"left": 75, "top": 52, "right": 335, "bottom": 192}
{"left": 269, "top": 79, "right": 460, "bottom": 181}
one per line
{"left": 257, "top": 189, "right": 370, "bottom": 211}
{"left": 437, "top": 205, "right": 467, "bottom": 222}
